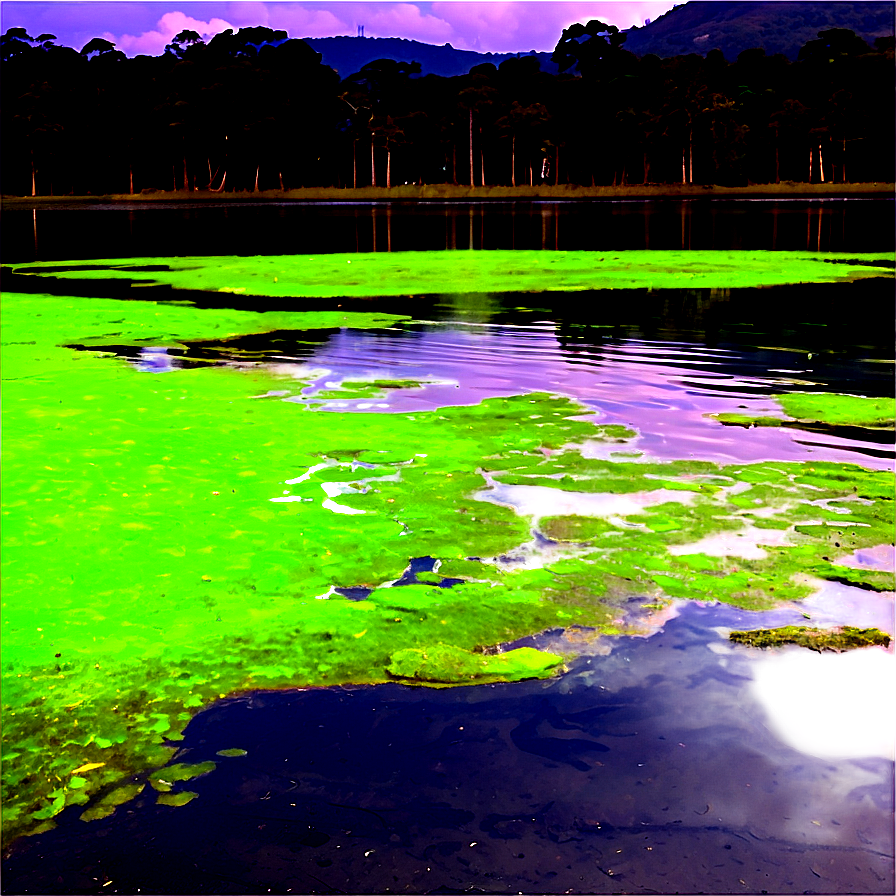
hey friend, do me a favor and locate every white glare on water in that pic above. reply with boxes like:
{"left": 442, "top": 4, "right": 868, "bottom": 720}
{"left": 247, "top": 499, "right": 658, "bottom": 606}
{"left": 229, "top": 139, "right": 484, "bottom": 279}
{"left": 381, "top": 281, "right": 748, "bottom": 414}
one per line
{"left": 750, "top": 647, "right": 895, "bottom": 760}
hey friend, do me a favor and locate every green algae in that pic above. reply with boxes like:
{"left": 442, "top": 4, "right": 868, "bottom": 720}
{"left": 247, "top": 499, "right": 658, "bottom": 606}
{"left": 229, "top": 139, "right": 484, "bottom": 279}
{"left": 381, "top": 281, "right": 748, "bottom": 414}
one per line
{"left": 779, "top": 393, "right": 895, "bottom": 427}
{"left": 729, "top": 625, "right": 891, "bottom": 651}
{"left": 311, "top": 378, "right": 438, "bottom": 401}
{"left": 156, "top": 791, "right": 199, "bottom": 807}
{"left": 714, "top": 392, "right": 895, "bottom": 430}
{"left": 540, "top": 515, "right": 618, "bottom": 542}
{"left": 6, "top": 250, "right": 893, "bottom": 300}
{"left": 386, "top": 643, "right": 565, "bottom": 686}
{"left": 149, "top": 761, "right": 216, "bottom": 792}
{"left": 79, "top": 782, "right": 145, "bottom": 823}
{"left": 3, "top": 275, "right": 894, "bottom": 842}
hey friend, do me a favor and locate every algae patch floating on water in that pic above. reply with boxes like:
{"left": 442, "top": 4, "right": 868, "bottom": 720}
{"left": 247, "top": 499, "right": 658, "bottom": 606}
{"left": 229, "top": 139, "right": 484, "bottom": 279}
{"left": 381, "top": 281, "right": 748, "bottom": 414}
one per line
{"left": 730, "top": 625, "right": 891, "bottom": 652}
{"left": 386, "top": 643, "right": 565, "bottom": 686}
{"left": 2, "top": 262, "right": 894, "bottom": 841}
{"left": 6, "top": 248, "right": 894, "bottom": 298}
{"left": 713, "top": 392, "right": 895, "bottom": 431}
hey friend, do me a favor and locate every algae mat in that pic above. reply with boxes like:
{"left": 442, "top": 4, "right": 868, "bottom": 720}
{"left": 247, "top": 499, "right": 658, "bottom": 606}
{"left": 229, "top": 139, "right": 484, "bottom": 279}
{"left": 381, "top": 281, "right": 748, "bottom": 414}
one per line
{"left": 7, "top": 248, "right": 894, "bottom": 298}
{"left": 2, "top": 259, "right": 894, "bottom": 843}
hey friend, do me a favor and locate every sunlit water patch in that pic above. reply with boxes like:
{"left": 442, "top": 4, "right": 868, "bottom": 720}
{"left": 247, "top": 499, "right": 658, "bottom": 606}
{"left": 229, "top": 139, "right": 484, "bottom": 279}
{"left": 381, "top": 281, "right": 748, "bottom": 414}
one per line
{"left": 667, "top": 524, "right": 795, "bottom": 559}
{"left": 231, "top": 323, "right": 894, "bottom": 469}
{"left": 750, "top": 646, "right": 895, "bottom": 761}
{"left": 475, "top": 481, "right": 697, "bottom": 520}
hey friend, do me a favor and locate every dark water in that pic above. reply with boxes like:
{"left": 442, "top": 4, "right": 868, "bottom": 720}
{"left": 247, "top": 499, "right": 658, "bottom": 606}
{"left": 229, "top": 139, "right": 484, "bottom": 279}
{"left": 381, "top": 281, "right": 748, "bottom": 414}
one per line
{"left": 2, "top": 201, "right": 894, "bottom": 894}
{"left": 3, "top": 198, "right": 895, "bottom": 262}
{"left": 3, "top": 600, "right": 893, "bottom": 895}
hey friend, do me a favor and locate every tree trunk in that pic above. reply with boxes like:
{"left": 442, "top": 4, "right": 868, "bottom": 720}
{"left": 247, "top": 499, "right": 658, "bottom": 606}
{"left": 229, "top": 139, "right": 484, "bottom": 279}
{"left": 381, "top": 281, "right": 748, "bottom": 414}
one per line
{"left": 688, "top": 129, "right": 693, "bottom": 183}
{"left": 479, "top": 126, "right": 485, "bottom": 186}
{"left": 808, "top": 147, "right": 813, "bottom": 182}
{"left": 529, "top": 160, "right": 533, "bottom": 187}
{"left": 387, "top": 149, "right": 391, "bottom": 188}
{"left": 842, "top": 138, "right": 847, "bottom": 183}
{"left": 682, "top": 148, "right": 687, "bottom": 184}
{"left": 31, "top": 150, "right": 36, "bottom": 197}
{"left": 254, "top": 166, "right": 260, "bottom": 192}
{"left": 279, "top": 171, "right": 284, "bottom": 191}
{"left": 353, "top": 141, "right": 357, "bottom": 189}
{"left": 183, "top": 154, "right": 189, "bottom": 191}
{"left": 818, "top": 144, "right": 825, "bottom": 183}
{"left": 129, "top": 163, "right": 134, "bottom": 195}
{"left": 469, "top": 109, "right": 474, "bottom": 188}
{"left": 209, "top": 171, "right": 227, "bottom": 193}
{"left": 643, "top": 152, "right": 650, "bottom": 185}
{"left": 511, "top": 135, "right": 516, "bottom": 187}
{"left": 371, "top": 140, "right": 376, "bottom": 187}
{"left": 555, "top": 146, "right": 559, "bottom": 186}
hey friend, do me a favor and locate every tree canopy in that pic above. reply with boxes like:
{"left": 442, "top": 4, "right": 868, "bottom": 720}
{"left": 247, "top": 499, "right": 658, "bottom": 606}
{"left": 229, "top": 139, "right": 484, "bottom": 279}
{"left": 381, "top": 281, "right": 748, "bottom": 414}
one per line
{"left": 1, "top": 22, "right": 892, "bottom": 195}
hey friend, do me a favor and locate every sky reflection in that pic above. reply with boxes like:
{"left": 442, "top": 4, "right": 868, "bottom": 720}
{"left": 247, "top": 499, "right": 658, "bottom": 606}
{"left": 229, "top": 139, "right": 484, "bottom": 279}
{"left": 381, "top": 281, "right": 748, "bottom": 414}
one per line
{"left": 272, "top": 322, "right": 893, "bottom": 471}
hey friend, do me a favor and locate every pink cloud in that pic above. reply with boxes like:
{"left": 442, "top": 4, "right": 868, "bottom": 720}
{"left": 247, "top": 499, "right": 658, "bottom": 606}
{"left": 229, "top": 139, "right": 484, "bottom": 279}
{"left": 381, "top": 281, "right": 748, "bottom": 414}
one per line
{"left": 111, "top": 11, "right": 235, "bottom": 56}
{"left": 430, "top": 1, "right": 678, "bottom": 52}
{"left": 263, "top": 4, "right": 360, "bottom": 38}
{"left": 5, "top": 1, "right": 680, "bottom": 58}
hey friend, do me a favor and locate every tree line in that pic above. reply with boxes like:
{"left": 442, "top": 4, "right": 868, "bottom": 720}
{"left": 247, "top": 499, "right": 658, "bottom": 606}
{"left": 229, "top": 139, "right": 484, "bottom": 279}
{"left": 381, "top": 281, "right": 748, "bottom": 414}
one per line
{"left": 1, "top": 21, "right": 893, "bottom": 196}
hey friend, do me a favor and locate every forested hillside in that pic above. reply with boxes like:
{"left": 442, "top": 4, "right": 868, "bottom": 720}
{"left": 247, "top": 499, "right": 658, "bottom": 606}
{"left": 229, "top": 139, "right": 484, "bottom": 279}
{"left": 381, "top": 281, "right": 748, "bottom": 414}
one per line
{"left": 303, "top": 36, "right": 558, "bottom": 79}
{"left": 2, "top": 19, "right": 893, "bottom": 196}
{"left": 624, "top": 1, "right": 894, "bottom": 63}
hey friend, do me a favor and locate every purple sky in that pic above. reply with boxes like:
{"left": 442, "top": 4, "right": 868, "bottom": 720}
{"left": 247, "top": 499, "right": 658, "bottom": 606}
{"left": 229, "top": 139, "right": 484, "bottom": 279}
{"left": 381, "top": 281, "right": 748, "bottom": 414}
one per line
{"left": 1, "top": 1, "right": 678, "bottom": 55}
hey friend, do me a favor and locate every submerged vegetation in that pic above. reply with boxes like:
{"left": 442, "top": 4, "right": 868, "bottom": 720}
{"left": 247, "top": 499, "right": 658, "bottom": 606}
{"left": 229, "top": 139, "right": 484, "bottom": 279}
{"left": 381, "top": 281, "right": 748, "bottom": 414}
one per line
{"left": 2, "top": 250, "right": 894, "bottom": 842}
{"left": 730, "top": 625, "right": 891, "bottom": 651}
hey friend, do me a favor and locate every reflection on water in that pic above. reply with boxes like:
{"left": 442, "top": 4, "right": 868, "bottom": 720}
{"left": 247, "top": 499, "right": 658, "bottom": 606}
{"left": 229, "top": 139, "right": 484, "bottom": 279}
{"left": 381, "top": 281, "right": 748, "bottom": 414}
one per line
{"left": 4, "top": 198, "right": 895, "bottom": 262}
{"left": 751, "top": 647, "right": 895, "bottom": 760}
{"left": 72, "top": 313, "right": 894, "bottom": 470}
{"left": 477, "top": 482, "right": 696, "bottom": 521}
{"left": 837, "top": 544, "right": 896, "bottom": 573}
{"left": 268, "top": 324, "right": 893, "bottom": 469}
{"left": 666, "top": 524, "right": 795, "bottom": 560}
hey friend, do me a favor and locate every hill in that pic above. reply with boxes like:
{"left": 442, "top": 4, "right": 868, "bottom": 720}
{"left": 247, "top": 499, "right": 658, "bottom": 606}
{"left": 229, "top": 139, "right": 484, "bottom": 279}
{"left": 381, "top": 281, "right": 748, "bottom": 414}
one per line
{"left": 622, "top": 1, "right": 895, "bottom": 61}
{"left": 301, "top": 4, "right": 893, "bottom": 78}
{"left": 303, "top": 36, "right": 559, "bottom": 78}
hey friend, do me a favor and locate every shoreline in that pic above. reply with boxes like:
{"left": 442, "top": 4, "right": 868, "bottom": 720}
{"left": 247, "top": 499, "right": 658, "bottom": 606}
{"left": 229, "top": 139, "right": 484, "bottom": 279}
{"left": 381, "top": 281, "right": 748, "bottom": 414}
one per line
{"left": 2, "top": 182, "right": 893, "bottom": 208}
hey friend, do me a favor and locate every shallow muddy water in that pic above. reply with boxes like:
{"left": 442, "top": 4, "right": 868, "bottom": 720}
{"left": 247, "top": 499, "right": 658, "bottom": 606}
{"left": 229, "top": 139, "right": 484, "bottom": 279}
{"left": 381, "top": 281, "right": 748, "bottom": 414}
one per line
{"left": 2, "top": 201, "right": 894, "bottom": 894}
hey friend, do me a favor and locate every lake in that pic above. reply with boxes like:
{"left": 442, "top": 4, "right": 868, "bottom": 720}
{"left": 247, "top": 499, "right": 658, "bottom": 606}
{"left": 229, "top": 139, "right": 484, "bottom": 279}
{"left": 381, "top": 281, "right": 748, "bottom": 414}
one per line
{"left": 4, "top": 197, "right": 896, "bottom": 261}
{"left": 1, "top": 199, "right": 894, "bottom": 895}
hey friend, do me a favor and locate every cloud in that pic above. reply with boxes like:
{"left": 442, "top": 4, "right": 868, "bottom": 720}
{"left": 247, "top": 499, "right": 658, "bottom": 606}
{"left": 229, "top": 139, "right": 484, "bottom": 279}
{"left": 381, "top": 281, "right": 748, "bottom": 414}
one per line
{"left": 429, "top": 1, "right": 679, "bottom": 52}
{"left": 112, "top": 11, "right": 235, "bottom": 56}
{"left": 264, "top": 3, "right": 453, "bottom": 43}
{"left": 1, "top": 1, "right": 680, "bottom": 58}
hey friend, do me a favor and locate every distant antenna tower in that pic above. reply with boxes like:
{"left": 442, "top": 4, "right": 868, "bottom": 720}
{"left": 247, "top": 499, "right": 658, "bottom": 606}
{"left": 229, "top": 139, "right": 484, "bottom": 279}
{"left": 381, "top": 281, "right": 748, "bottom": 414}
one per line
{"left": 358, "top": 25, "right": 365, "bottom": 37}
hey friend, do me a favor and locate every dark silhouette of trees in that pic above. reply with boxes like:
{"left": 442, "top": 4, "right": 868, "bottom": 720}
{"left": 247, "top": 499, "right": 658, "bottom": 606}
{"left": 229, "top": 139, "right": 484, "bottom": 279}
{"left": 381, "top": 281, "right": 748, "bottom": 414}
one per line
{"left": 1, "top": 22, "right": 892, "bottom": 195}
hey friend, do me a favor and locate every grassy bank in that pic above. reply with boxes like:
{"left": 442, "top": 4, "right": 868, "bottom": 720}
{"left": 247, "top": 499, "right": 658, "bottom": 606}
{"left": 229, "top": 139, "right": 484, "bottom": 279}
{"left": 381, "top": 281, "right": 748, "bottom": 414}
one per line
{"left": 2, "top": 181, "right": 893, "bottom": 208}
